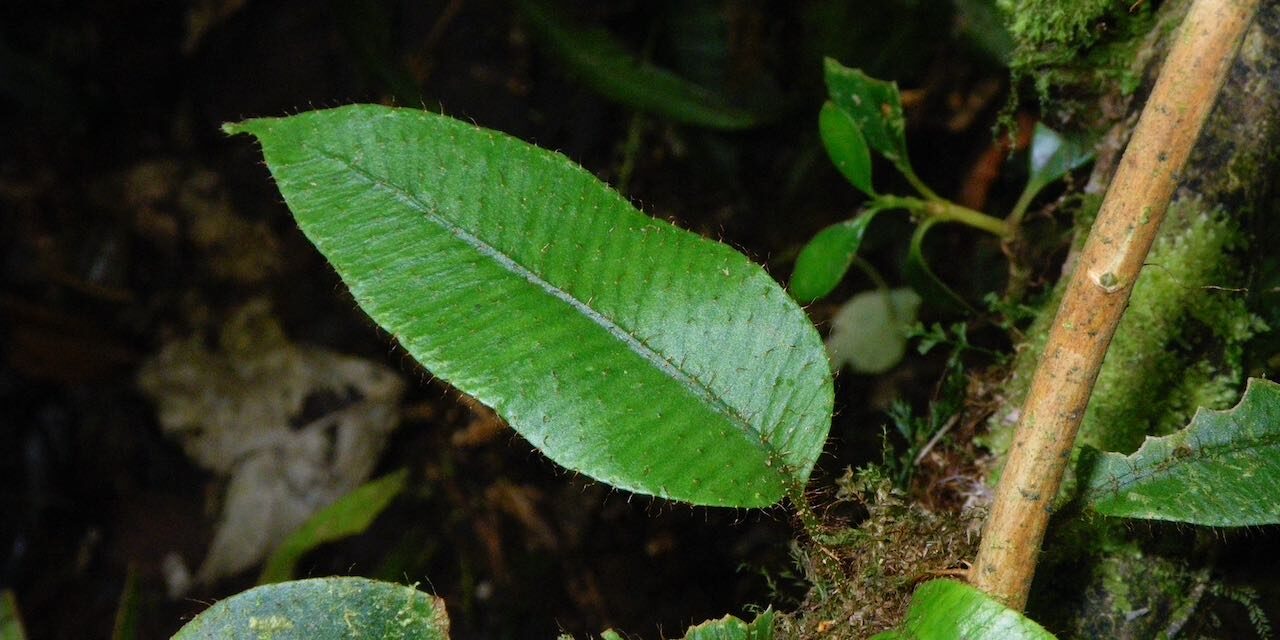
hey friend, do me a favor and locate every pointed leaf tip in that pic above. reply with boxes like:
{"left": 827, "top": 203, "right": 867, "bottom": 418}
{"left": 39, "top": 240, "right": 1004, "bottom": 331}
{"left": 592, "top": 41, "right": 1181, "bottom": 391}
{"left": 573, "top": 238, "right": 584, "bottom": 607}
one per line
{"left": 822, "top": 58, "right": 912, "bottom": 176}
{"left": 790, "top": 211, "right": 883, "bottom": 303}
{"left": 259, "top": 469, "right": 409, "bottom": 584}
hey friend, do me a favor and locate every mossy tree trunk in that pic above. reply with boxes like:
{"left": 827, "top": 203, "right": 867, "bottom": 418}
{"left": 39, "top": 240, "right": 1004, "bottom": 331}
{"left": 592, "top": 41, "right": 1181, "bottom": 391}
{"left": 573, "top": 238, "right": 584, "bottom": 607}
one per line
{"left": 983, "top": 1, "right": 1280, "bottom": 636}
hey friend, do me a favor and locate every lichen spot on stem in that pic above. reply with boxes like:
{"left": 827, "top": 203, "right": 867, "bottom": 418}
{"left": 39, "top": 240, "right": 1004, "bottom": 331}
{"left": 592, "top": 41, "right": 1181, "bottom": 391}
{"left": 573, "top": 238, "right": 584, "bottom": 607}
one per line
{"left": 1090, "top": 270, "right": 1125, "bottom": 293}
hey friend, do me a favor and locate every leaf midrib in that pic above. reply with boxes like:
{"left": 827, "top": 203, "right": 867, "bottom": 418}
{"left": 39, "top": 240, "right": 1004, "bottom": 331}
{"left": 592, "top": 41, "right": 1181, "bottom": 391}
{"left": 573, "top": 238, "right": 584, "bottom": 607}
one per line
{"left": 1091, "top": 419, "right": 1280, "bottom": 496}
{"left": 301, "top": 139, "right": 778, "bottom": 463}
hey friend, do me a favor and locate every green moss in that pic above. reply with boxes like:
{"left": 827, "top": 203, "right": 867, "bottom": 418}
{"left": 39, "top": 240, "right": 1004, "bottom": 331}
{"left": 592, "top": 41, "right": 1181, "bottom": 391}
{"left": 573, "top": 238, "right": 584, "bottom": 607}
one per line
{"left": 998, "top": 0, "right": 1161, "bottom": 126}
{"left": 1079, "top": 203, "right": 1266, "bottom": 455}
{"left": 774, "top": 467, "right": 980, "bottom": 639}
{"left": 979, "top": 198, "right": 1265, "bottom": 636}
{"left": 987, "top": 200, "right": 1265, "bottom": 473}
{"left": 1097, "top": 553, "right": 1136, "bottom": 615}
{"left": 978, "top": 6, "right": 1278, "bottom": 633}
{"left": 998, "top": 0, "right": 1119, "bottom": 48}
{"left": 1024, "top": 515, "right": 1213, "bottom": 639}
{"left": 1053, "top": 548, "right": 1208, "bottom": 639}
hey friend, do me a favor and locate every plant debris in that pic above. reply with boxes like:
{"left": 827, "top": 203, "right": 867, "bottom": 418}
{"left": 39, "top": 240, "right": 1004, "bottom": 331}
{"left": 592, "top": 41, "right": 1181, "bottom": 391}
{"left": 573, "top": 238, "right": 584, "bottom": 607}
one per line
{"left": 137, "top": 299, "right": 405, "bottom": 585}
{"left": 777, "top": 467, "right": 982, "bottom": 639}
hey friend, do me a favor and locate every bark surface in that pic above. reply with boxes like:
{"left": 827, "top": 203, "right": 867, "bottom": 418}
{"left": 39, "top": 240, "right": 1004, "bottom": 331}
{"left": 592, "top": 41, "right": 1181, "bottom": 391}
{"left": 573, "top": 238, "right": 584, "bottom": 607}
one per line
{"left": 981, "top": 0, "right": 1280, "bottom": 634}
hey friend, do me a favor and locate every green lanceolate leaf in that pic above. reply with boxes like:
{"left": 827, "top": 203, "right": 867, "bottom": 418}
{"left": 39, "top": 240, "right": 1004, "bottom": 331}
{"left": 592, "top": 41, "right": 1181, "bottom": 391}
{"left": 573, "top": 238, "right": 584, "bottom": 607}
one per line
{"left": 226, "top": 106, "right": 832, "bottom": 508}
{"left": 823, "top": 58, "right": 911, "bottom": 175}
{"left": 172, "top": 577, "right": 449, "bottom": 639}
{"left": 681, "top": 609, "right": 775, "bottom": 640}
{"left": 260, "top": 469, "right": 409, "bottom": 584}
{"left": 819, "top": 101, "right": 874, "bottom": 196}
{"left": 1081, "top": 378, "right": 1280, "bottom": 526}
{"left": 517, "top": 0, "right": 763, "bottom": 130}
{"left": 868, "top": 580, "right": 1057, "bottom": 640}
{"left": 790, "top": 210, "right": 883, "bottom": 303}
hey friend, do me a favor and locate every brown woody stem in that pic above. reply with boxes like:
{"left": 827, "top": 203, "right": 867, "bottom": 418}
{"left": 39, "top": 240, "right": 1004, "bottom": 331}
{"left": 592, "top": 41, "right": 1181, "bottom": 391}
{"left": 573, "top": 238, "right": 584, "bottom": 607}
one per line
{"left": 971, "top": 0, "right": 1261, "bottom": 610}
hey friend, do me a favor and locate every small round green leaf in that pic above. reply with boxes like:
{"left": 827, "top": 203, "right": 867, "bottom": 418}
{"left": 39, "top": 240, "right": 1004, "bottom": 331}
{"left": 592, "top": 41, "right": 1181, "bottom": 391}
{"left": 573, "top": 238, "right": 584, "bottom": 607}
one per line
{"left": 789, "top": 211, "right": 882, "bottom": 304}
{"left": 226, "top": 106, "right": 832, "bottom": 508}
{"left": 172, "top": 577, "right": 449, "bottom": 639}
{"left": 819, "top": 101, "right": 874, "bottom": 196}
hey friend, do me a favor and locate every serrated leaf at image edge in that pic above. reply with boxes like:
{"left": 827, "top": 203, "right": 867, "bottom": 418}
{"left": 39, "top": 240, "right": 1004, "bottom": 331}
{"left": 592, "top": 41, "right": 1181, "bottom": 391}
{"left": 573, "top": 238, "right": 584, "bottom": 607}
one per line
{"left": 1083, "top": 378, "right": 1280, "bottom": 526}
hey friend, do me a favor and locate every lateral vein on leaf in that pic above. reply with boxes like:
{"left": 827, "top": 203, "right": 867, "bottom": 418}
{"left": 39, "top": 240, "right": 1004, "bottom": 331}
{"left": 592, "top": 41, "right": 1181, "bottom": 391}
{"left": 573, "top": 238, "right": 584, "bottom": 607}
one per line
{"left": 300, "top": 141, "right": 777, "bottom": 461}
{"left": 1093, "top": 426, "right": 1280, "bottom": 494}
